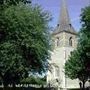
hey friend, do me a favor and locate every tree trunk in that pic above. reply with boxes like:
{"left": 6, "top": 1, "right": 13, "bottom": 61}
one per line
{"left": 3, "top": 81, "right": 8, "bottom": 90}
{"left": 82, "top": 80, "right": 85, "bottom": 90}
{"left": 12, "top": 83, "right": 16, "bottom": 90}
{"left": 3, "top": 84, "right": 8, "bottom": 90}
{"left": 79, "top": 82, "right": 82, "bottom": 90}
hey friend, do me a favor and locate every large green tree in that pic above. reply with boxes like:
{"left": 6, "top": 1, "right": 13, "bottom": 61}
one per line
{"left": 0, "top": 0, "right": 51, "bottom": 87}
{"left": 65, "top": 6, "right": 90, "bottom": 89}
{"left": 79, "top": 6, "right": 90, "bottom": 72}
{"left": 65, "top": 49, "right": 88, "bottom": 89}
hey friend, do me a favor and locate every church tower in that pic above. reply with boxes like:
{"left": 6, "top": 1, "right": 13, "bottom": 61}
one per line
{"left": 47, "top": 0, "right": 79, "bottom": 89}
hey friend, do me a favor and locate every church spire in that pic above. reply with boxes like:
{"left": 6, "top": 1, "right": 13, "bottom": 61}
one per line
{"left": 59, "top": 0, "right": 70, "bottom": 26}
{"left": 53, "top": 0, "right": 77, "bottom": 35}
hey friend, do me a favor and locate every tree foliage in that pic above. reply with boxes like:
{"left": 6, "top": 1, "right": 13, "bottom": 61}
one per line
{"left": 21, "top": 75, "right": 46, "bottom": 85}
{"left": 0, "top": 0, "right": 51, "bottom": 86}
{"left": 65, "top": 49, "right": 88, "bottom": 89}
{"left": 79, "top": 6, "right": 90, "bottom": 69}
{"left": 65, "top": 6, "right": 90, "bottom": 89}
{"left": 0, "top": 0, "right": 27, "bottom": 6}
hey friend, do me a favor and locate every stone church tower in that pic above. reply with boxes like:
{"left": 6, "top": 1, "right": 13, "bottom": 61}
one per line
{"left": 47, "top": 0, "right": 79, "bottom": 89}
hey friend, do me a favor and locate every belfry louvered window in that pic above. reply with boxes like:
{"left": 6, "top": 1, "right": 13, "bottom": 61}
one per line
{"left": 57, "top": 37, "right": 60, "bottom": 46}
{"left": 69, "top": 37, "right": 72, "bottom": 46}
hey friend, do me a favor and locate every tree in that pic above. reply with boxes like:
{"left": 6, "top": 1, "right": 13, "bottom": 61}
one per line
{"left": 65, "top": 49, "right": 88, "bottom": 89}
{"left": 0, "top": 0, "right": 51, "bottom": 88}
{"left": 79, "top": 6, "right": 90, "bottom": 73}
{"left": 65, "top": 6, "right": 90, "bottom": 90}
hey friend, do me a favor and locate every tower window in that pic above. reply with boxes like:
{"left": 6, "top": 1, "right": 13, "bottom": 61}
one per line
{"left": 56, "top": 37, "right": 60, "bottom": 46}
{"left": 69, "top": 37, "right": 72, "bottom": 46}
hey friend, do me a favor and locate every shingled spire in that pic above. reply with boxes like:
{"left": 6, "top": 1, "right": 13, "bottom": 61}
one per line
{"left": 53, "top": 0, "right": 77, "bottom": 35}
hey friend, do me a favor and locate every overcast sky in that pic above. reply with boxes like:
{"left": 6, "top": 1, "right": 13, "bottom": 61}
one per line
{"left": 32, "top": 0, "right": 90, "bottom": 31}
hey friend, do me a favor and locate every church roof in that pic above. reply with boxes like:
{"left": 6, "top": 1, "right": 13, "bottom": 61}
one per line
{"left": 52, "top": 0, "right": 77, "bottom": 35}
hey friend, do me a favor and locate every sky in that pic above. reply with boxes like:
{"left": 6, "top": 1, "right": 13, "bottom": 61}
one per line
{"left": 32, "top": 0, "right": 90, "bottom": 31}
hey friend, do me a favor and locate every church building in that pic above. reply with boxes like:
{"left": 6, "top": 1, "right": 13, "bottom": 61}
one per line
{"left": 47, "top": 0, "right": 80, "bottom": 89}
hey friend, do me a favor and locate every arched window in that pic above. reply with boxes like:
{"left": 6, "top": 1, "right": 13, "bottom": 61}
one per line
{"left": 56, "top": 37, "right": 60, "bottom": 46}
{"left": 69, "top": 37, "right": 72, "bottom": 46}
